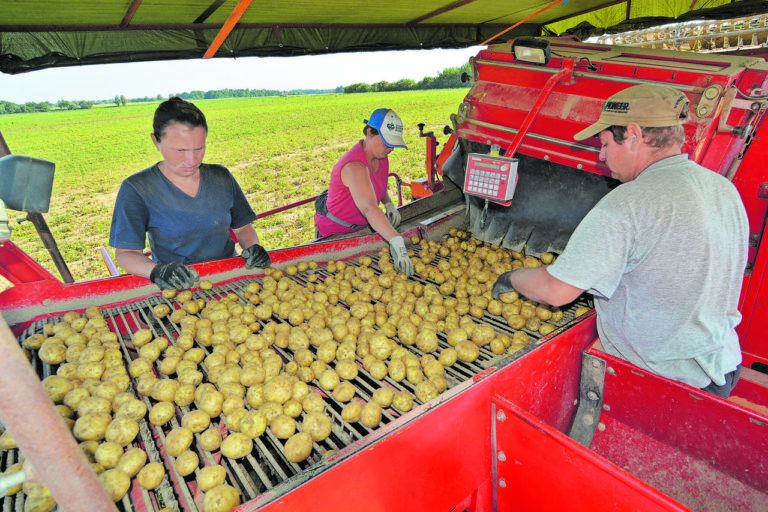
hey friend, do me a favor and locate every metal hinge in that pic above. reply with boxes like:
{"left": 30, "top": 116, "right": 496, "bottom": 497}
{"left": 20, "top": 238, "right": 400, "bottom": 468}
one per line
{"left": 568, "top": 352, "right": 606, "bottom": 447}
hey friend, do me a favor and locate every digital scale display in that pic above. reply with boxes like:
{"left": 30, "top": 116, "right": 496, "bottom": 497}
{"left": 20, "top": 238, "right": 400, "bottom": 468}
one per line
{"left": 463, "top": 153, "right": 519, "bottom": 203}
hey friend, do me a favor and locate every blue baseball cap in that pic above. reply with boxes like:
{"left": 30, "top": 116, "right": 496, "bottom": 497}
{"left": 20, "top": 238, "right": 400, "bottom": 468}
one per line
{"left": 364, "top": 108, "right": 408, "bottom": 149}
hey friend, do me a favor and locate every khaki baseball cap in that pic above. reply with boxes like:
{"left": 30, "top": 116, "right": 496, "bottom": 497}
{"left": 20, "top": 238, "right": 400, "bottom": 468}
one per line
{"left": 573, "top": 84, "right": 689, "bottom": 141}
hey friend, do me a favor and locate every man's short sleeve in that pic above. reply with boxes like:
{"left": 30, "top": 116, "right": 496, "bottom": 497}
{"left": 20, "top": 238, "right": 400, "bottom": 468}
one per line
{"left": 547, "top": 196, "right": 633, "bottom": 300}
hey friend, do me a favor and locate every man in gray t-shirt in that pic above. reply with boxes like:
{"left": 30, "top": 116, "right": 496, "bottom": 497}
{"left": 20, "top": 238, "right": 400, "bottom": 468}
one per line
{"left": 492, "top": 84, "right": 748, "bottom": 398}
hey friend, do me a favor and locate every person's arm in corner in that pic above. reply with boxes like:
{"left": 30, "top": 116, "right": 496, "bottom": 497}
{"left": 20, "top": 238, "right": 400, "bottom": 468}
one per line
{"left": 115, "top": 248, "right": 156, "bottom": 279}
{"left": 232, "top": 223, "right": 260, "bottom": 249}
{"left": 508, "top": 267, "right": 584, "bottom": 307}
{"left": 341, "top": 162, "right": 399, "bottom": 241}
{"left": 0, "top": 314, "right": 118, "bottom": 511}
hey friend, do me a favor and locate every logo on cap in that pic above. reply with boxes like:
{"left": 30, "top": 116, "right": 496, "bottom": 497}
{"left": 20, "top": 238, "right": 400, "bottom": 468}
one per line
{"left": 604, "top": 101, "right": 630, "bottom": 114}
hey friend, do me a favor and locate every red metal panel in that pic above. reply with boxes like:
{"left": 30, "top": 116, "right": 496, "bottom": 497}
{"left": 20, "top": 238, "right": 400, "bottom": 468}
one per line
{"left": 0, "top": 234, "right": 405, "bottom": 320}
{"left": 463, "top": 43, "right": 757, "bottom": 183}
{"left": 732, "top": 116, "right": 768, "bottom": 366}
{"left": 492, "top": 396, "right": 690, "bottom": 512}
{"left": 0, "top": 239, "right": 58, "bottom": 285}
{"left": 589, "top": 349, "right": 768, "bottom": 493}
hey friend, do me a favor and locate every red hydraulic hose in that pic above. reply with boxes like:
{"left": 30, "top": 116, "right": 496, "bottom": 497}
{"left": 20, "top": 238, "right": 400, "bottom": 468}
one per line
{"left": 0, "top": 314, "right": 117, "bottom": 511}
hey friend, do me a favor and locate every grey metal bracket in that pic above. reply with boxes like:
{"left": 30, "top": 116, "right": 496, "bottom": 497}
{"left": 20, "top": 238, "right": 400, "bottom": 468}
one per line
{"left": 568, "top": 351, "right": 606, "bottom": 447}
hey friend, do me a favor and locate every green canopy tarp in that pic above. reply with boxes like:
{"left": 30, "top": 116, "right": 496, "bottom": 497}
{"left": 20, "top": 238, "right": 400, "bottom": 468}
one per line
{"left": 1, "top": 0, "right": 767, "bottom": 74}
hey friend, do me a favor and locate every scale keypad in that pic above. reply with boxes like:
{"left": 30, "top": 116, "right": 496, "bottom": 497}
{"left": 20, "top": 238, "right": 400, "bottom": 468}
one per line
{"left": 463, "top": 153, "right": 518, "bottom": 202}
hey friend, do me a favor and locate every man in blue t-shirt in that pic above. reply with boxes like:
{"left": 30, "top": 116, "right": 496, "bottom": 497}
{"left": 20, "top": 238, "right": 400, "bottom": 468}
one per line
{"left": 109, "top": 97, "right": 270, "bottom": 289}
{"left": 492, "top": 84, "right": 747, "bottom": 398}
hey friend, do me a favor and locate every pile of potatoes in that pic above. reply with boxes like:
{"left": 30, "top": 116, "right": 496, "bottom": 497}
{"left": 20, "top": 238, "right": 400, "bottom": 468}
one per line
{"left": 8, "top": 230, "right": 579, "bottom": 512}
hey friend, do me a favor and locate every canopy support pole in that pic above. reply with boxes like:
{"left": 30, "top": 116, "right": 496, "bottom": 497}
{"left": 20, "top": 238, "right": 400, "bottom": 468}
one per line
{"left": 480, "top": 0, "right": 564, "bottom": 46}
{"left": 203, "top": 0, "right": 253, "bottom": 59}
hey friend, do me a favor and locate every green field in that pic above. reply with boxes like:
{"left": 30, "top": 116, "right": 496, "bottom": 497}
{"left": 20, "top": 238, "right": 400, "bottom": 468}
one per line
{"left": 2, "top": 89, "right": 468, "bottom": 284}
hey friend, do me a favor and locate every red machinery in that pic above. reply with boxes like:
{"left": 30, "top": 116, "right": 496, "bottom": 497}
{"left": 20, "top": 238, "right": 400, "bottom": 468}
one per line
{"left": 1, "top": 38, "right": 768, "bottom": 512}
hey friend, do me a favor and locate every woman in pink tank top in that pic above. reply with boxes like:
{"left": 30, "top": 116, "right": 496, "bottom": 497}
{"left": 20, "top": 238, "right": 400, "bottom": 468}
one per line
{"left": 314, "top": 108, "right": 415, "bottom": 276}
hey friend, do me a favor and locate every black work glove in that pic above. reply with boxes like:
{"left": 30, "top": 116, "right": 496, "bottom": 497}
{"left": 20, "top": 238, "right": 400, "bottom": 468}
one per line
{"left": 149, "top": 262, "right": 199, "bottom": 290}
{"left": 491, "top": 271, "right": 516, "bottom": 300}
{"left": 241, "top": 244, "right": 271, "bottom": 269}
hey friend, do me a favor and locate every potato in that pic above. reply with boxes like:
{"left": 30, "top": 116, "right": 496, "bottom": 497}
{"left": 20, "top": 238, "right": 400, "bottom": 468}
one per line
{"left": 574, "top": 306, "right": 591, "bottom": 317}
{"left": 360, "top": 402, "right": 382, "bottom": 428}
{"left": 332, "top": 381, "right": 356, "bottom": 402}
{"left": 175, "top": 450, "right": 199, "bottom": 477}
{"left": 182, "top": 409, "right": 211, "bottom": 433}
{"left": 105, "top": 417, "right": 139, "bottom": 446}
{"left": 42, "top": 375, "right": 74, "bottom": 403}
{"left": 263, "top": 375, "right": 293, "bottom": 404}
{"left": 128, "top": 357, "right": 153, "bottom": 378}
{"left": 23, "top": 482, "right": 56, "bottom": 512}
{"left": 302, "top": 392, "right": 325, "bottom": 414}
{"left": 471, "top": 324, "right": 495, "bottom": 347}
{"left": 39, "top": 340, "right": 67, "bottom": 364}
{"left": 455, "top": 340, "right": 480, "bottom": 363}
{"left": 131, "top": 329, "right": 153, "bottom": 348}
{"left": 149, "top": 401, "right": 176, "bottom": 426}
{"left": 414, "top": 380, "right": 439, "bottom": 403}
{"left": 490, "top": 337, "right": 506, "bottom": 355}
{"left": 222, "top": 406, "right": 243, "bottom": 432}
{"left": 392, "top": 391, "right": 414, "bottom": 413}
{"left": 388, "top": 359, "right": 406, "bottom": 382}
{"left": 240, "top": 410, "right": 268, "bottom": 438}
{"left": 165, "top": 427, "right": 194, "bottom": 457}
{"left": 221, "top": 432, "right": 253, "bottom": 459}
{"left": 116, "top": 447, "right": 147, "bottom": 477}
{"left": 77, "top": 396, "right": 111, "bottom": 416}
{"left": 22, "top": 333, "right": 46, "bottom": 350}
{"left": 99, "top": 468, "right": 131, "bottom": 501}
{"left": 55, "top": 404, "right": 74, "bottom": 419}
{"left": 203, "top": 484, "right": 241, "bottom": 512}
{"left": 415, "top": 329, "right": 439, "bottom": 353}
{"left": 259, "top": 401, "right": 284, "bottom": 425}
{"left": 365, "top": 360, "right": 385, "bottom": 381}
{"left": 539, "top": 323, "right": 556, "bottom": 336}
{"left": 397, "top": 319, "right": 418, "bottom": 346}
{"left": 282, "top": 398, "right": 302, "bottom": 418}
{"left": 198, "top": 389, "right": 224, "bottom": 417}
{"left": 284, "top": 432, "right": 313, "bottom": 463}
{"left": 372, "top": 387, "right": 394, "bottom": 408}
{"left": 197, "top": 464, "right": 227, "bottom": 492}
{"left": 302, "top": 411, "right": 332, "bottom": 441}
{"left": 318, "top": 369, "right": 340, "bottom": 391}
{"left": 291, "top": 381, "right": 310, "bottom": 402}
{"left": 445, "top": 328, "right": 467, "bottom": 347}
{"left": 137, "top": 461, "right": 165, "bottom": 490}
{"left": 111, "top": 392, "right": 138, "bottom": 414}
{"left": 341, "top": 401, "right": 363, "bottom": 423}
{"left": 438, "top": 348, "right": 458, "bottom": 366}
{"left": 199, "top": 427, "right": 223, "bottom": 452}
{"left": 73, "top": 413, "right": 112, "bottom": 441}
{"left": 92, "top": 441, "right": 123, "bottom": 470}
{"left": 336, "top": 359, "right": 359, "bottom": 380}
{"left": 153, "top": 303, "right": 171, "bottom": 318}
{"left": 174, "top": 383, "right": 197, "bottom": 407}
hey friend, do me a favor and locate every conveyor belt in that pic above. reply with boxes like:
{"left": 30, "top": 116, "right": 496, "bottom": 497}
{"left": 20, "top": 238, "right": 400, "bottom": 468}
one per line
{"left": 5, "top": 248, "right": 592, "bottom": 512}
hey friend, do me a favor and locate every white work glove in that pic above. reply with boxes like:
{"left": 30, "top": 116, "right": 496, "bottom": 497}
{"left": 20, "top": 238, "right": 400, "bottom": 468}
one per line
{"left": 384, "top": 202, "right": 401, "bottom": 228}
{"left": 388, "top": 235, "right": 414, "bottom": 277}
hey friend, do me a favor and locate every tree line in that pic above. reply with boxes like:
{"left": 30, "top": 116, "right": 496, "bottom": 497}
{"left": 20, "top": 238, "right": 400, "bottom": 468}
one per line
{"left": 344, "top": 63, "right": 472, "bottom": 93}
{"left": 0, "top": 99, "right": 94, "bottom": 114}
{"left": 0, "top": 62, "right": 472, "bottom": 115}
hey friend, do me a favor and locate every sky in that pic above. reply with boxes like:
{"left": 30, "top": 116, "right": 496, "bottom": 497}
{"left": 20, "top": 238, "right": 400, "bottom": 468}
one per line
{"left": 0, "top": 47, "right": 481, "bottom": 104}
